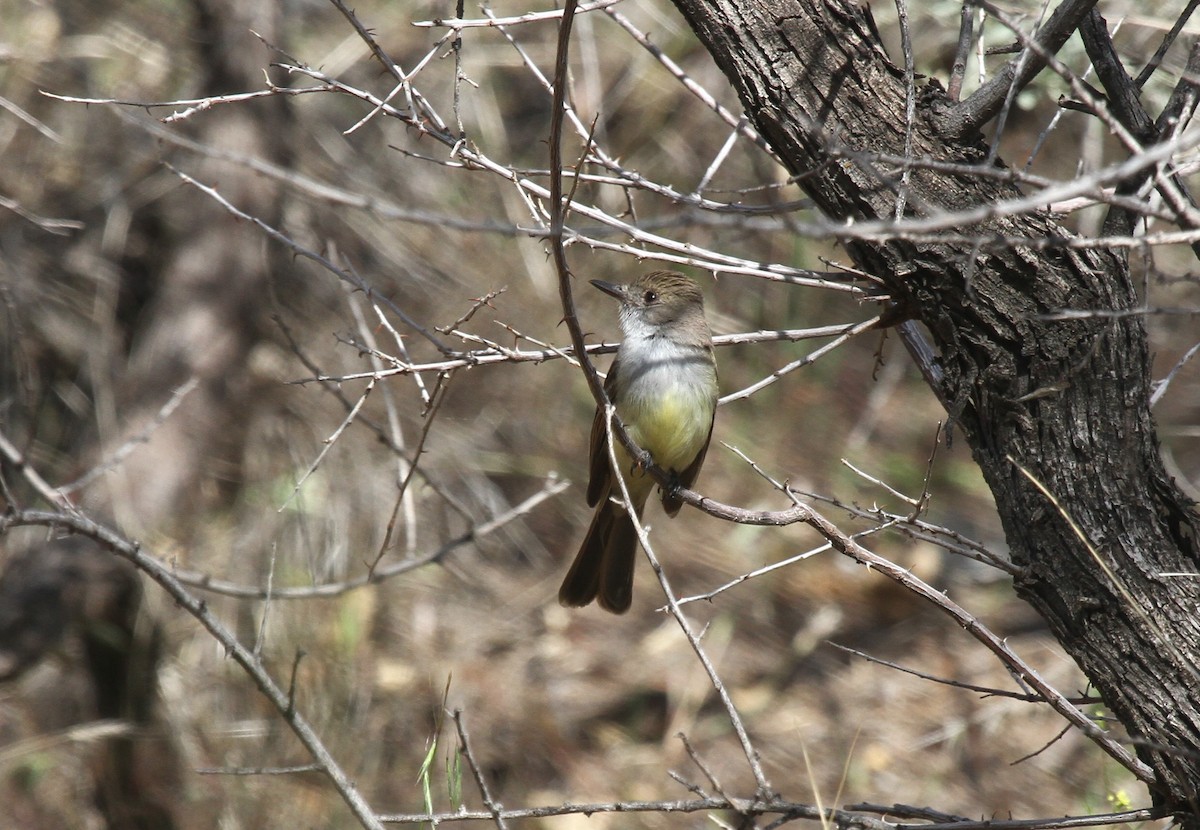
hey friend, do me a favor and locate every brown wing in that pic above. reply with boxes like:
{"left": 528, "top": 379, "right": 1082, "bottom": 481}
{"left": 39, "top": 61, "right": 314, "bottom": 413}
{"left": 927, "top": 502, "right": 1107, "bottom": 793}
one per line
{"left": 660, "top": 407, "right": 714, "bottom": 517}
{"left": 585, "top": 359, "right": 620, "bottom": 507}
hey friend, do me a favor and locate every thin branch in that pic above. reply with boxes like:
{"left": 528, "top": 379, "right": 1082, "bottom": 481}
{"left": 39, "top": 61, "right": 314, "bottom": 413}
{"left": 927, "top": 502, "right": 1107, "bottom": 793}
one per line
{"left": 676, "top": 732, "right": 726, "bottom": 801}
{"left": 372, "top": 370, "right": 454, "bottom": 571}
{"left": 307, "top": 323, "right": 872, "bottom": 383}
{"left": 373, "top": 797, "right": 1164, "bottom": 829}
{"left": 412, "top": 0, "right": 621, "bottom": 30}
{"left": 116, "top": 477, "right": 567, "bottom": 600}
{"left": 451, "top": 710, "right": 509, "bottom": 830}
{"left": 601, "top": 6, "right": 773, "bottom": 159}
{"left": 60, "top": 376, "right": 201, "bottom": 496}
{"left": 829, "top": 643, "right": 1101, "bottom": 704}
{"left": 663, "top": 484, "right": 1156, "bottom": 783}
{"left": 41, "top": 87, "right": 327, "bottom": 123}
{"left": 1151, "top": 340, "right": 1200, "bottom": 408}
{"left": 0, "top": 430, "right": 76, "bottom": 511}
{"left": 852, "top": 804, "right": 1164, "bottom": 830}
{"left": 892, "top": 0, "right": 917, "bottom": 220}
{"left": 1010, "top": 722, "right": 1073, "bottom": 766}
{"left": 946, "top": 3, "right": 974, "bottom": 101}
{"left": 167, "top": 164, "right": 454, "bottom": 356}
{"left": 280, "top": 377, "right": 375, "bottom": 512}
{"left": 1133, "top": 0, "right": 1200, "bottom": 89}
{"left": 548, "top": 0, "right": 608, "bottom": 423}
{"left": 721, "top": 317, "right": 880, "bottom": 403}
{"left": 196, "top": 764, "right": 323, "bottom": 776}
{"left": 350, "top": 293, "right": 422, "bottom": 554}
{"left": 0, "top": 193, "right": 84, "bottom": 235}
{"left": 802, "top": 489, "right": 1017, "bottom": 574}
{"left": 936, "top": 0, "right": 1100, "bottom": 140}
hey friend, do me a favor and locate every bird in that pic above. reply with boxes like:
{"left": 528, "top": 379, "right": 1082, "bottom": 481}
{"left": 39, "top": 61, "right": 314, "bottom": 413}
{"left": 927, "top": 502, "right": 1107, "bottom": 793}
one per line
{"left": 558, "top": 271, "right": 718, "bottom": 613}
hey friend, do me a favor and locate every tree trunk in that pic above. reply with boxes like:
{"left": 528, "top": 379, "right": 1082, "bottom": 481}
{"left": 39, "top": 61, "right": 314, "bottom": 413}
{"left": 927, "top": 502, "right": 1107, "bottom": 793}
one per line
{"left": 671, "top": 0, "right": 1200, "bottom": 817}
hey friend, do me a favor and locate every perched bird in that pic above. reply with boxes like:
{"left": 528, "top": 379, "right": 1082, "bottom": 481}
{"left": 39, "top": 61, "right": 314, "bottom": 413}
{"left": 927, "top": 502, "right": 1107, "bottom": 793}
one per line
{"left": 558, "top": 271, "right": 718, "bottom": 613}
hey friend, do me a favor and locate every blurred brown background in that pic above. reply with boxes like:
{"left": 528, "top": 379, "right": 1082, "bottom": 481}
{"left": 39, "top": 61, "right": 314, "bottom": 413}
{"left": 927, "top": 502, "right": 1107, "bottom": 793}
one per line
{"left": 1, "top": 0, "right": 1196, "bottom": 827}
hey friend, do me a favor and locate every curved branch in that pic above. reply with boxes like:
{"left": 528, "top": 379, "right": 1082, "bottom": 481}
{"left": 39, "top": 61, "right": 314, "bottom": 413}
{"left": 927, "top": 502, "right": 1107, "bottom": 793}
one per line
{"left": 934, "top": 0, "right": 1099, "bottom": 140}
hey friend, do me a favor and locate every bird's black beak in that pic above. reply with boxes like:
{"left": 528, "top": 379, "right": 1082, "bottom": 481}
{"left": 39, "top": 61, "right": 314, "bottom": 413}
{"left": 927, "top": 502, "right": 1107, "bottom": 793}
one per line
{"left": 589, "top": 279, "right": 625, "bottom": 301}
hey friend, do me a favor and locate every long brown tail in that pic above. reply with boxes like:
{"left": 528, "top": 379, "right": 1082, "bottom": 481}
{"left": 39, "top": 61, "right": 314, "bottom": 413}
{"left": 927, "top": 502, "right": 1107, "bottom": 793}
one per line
{"left": 558, "top": 500, "right": 639, "bottom": 614}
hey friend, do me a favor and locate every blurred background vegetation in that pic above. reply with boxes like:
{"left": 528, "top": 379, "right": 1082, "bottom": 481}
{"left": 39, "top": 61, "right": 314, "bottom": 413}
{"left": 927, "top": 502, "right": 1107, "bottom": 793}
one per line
{"left": 1, "top": 0, "right": 1196, "bottom": 827}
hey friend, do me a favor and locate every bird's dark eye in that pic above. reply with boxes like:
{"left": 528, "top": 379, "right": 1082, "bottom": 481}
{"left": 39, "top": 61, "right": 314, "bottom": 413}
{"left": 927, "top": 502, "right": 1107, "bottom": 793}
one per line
{"left": 643, "top": 290, "right": 657, "bottom": 303}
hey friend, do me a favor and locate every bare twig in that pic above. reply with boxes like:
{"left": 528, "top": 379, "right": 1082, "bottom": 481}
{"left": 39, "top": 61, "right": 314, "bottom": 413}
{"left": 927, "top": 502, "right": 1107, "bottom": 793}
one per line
{"left": 1151, "top": 340, "right": 1200, "bottom": 407}
{"left": 304, "top": 323, "right": 874, "bottom": 384}
{"left": 947, "top": 3, "right": 974, "bottom": 101}
{"left": 452, "top": 710, "right": 509, "bottom": 830}
{"left": 0, "top": 430, "right": 75, "bottom": 511}
{"left": 373, "top": 797, "right": 1164, "bottom": 829}
{"left": 412, "top": 0, "right": 621, "bottom": 30}
{"left": 936, "top": 0, "right": 1099, "bottom": 140}
{"left": 98, "top": 477, "right": 566, "bottom": 601}
{"left": 372, "top": 370, "right": 455, "bottom": 570}
{"left": 167, "top": 164, "right": 455, "bottom": 356}
{"left": 1132, "top": 0, "right": 1200, "bottom": 88}
{"left": 663, "top": 484, "right": 1156, "bottom": 783}
{"left": 721, "top": 316, "right": 881, "bottom": 403}
{"left": 196, "top": 763, "right": 323, "bottom": 775}
{"left": 280, "top": 377, "right": 375, "bottom": 512}
{"left": 0, "top": 193, "right": 83, "bottom": 234}
{"left": 829, "top": 643, "right": 1101, "bottom": 704}
{"left": 60, "top": 376, "right": 201, "bottom": 496}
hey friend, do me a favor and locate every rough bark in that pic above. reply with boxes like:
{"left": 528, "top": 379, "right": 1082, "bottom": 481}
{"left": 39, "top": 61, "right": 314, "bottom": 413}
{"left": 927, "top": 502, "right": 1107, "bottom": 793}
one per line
{"left": 670, "top": 0, "right": 1200, "bottom": 816}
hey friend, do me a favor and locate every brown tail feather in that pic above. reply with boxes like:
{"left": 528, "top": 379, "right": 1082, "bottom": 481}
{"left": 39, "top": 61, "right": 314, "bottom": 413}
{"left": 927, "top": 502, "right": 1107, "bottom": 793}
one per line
{"left": 558, "top": 500, "right": 611, "bottom": 608}
{"left": 559, "top": 500, "right": 639, "bottom": 614}
{"left": 596, "top": 512, "right": 638, "bottom": 613}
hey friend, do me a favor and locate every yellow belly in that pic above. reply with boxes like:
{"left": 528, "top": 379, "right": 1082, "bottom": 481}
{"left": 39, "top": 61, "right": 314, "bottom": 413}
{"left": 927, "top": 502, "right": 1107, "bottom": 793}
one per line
{"left": 618, "top": 383, "right": 714, "bottom": 473}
